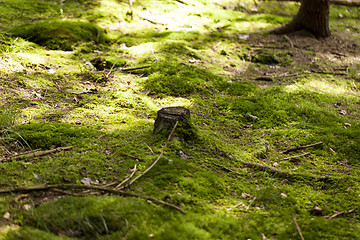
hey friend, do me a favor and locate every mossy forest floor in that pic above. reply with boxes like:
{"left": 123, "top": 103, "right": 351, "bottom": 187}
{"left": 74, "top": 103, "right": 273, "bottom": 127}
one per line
{"left": 1, "top": 0, "right": 360, "bottom": 239}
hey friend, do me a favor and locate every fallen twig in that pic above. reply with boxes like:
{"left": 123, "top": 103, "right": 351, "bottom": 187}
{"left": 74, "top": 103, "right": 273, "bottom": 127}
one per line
{"left": 52, "top": 188, "right": 87, "bottom": 197}
{"left": 151, "top": 45, "right": 159, "bottom": 62}
{"left": 120, "top": 65, "right": 151, "bottom": 72}
{"left": 0, "top": 146, "right": 72, "bottom": 162}
{"left": 310, "top": 70, "right": 347, "bottom": 76}
{"left": 124, "top": 121, "right": 178, "bottom": 188}
{"left": 325, "top": 205, "right": 360, "bottom": 220}
{"left": 239, "top": 160, "right": 289, "bottom": 178}
{"left": 0, "top": 184, "right": 185, "bottom": 214}
{"left": 118, "top": 152, "right": 145, "bottom": 162}
{"left": 245, "top": 197, "right": 257, "bottom": 211}
{"left": 292, "top": 213, "right": 305, "bottom": 240}
{"left": 142, "top": 140, "right": 155, "bottom": 155}
{"left": 284, "top": 35, "right": 294, "bottom": 48}
{"left": 212, "top": 162, "right": 243, "bottom": 176}
{"left": 138, "top": 11, "right": 167, "bottom": 25}
{"left": 115, "top": 164, "right": 137, "bottom": 190}
{"left": 282, "top": 142, "right": 323, "bottom": 154}
{"left": 278, "top": 152, "right": 310, "bottom": 161}
{"left": 105, "top": 56, "right": 123, "bottom": 78}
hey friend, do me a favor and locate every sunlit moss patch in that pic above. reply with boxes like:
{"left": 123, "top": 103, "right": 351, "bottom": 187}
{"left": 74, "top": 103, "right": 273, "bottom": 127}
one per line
{"left": 8, "top": 21, "right": 109, "bottom": 51}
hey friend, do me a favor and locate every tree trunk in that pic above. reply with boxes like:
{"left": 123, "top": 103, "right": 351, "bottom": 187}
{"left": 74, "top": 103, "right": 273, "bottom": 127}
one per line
{"left": 153, "top": 106, "right": 198, "bottom": 140}
{"left": 271, "top": 0, "right": 330, "bottom": 38}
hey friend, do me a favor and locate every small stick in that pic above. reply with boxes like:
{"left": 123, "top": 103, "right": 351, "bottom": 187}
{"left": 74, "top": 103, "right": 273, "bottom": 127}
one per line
{"left": 210, "top": 42, "right": 222, "bottom": 51}
{"left": 0, "top": 183, "right": 185, "bottom": 214}
{"left": 278, "top": 152, "right": 310, "bottom": 161}
{"left": 0, "top": 146, "right": 72, "bottom": 162}
{"left": 120, "top": 65, "right": 151, "bottom": 72}
{"left": 292, "top": 213, "right": 305, "bottom": 240}
{"left": 142, "top": 140, "right": 155, "bottom": 155}
{"left": 106, "top": 56, "right": 123, "bottom": 78}
{"left": 118, "top": 153, "right": 145, "bottom": 162}
{"left": 51, "top": 188, "right": 87, "bottom": 196}
{"left": 284, "top": 35, "right": 294, "bottom": 48}
{"left": 239, "top": 160, "right": 289, "bottom": 178}
{"left": 282, "top": 142, "right": 323, "bottom": 154}
{"left": 115, "top": 164, "right": 137, "bottom": 190}
{"left": 245, "top": 197, "right": 256, "bottom": 211}
{"left": 125, "top": 121, "right": 178, "bottom": 188}
{"left": 151, "top": 45, "right": 159, "bottom": 62}
{"left": 325, "top": 205, "right": 360, "bottom": 220}
{"left": 129, "top": 0, "right": 134, "bottom": 20}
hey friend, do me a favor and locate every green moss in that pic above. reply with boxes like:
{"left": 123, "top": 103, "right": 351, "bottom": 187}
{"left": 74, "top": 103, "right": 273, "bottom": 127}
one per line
{"left": 90, "top": 57, "right": 127, "bottom": 71}
{"left": 0, "top": 1, "right": 360, "bottom": 239}
{"left": 14, "top": 123, "right": 99, "bottom": 149}
{"left": 3, "top": 227, "right": 70, "bottom": 240}
{"left": 8, "top": 21, "right": 109, "bottom": 51}
{"left": 143, "top": 62, "right": 224, "bottom": 97}
{"left": 247, "top": 13, "right": 291, "bottom": 24}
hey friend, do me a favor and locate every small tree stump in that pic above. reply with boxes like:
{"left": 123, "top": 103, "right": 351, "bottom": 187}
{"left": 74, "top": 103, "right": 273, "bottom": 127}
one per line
{"left": 154, "top": 106, "right": 197, "bottom": 140}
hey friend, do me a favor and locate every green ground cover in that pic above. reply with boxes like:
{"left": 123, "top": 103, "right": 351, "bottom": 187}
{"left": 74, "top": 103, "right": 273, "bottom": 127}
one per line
{"left": 0, "top": 0, "right": 360, "bottom": 239}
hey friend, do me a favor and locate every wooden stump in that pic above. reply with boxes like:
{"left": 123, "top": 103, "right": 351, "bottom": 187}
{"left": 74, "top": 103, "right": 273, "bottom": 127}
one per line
{"left": 154, "top": 106, "right": 197, "bottom": 140}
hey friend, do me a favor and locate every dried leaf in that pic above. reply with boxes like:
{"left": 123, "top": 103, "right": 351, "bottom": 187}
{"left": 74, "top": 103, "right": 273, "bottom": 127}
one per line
{"left": 3, "top": 212, "right": 10, "bottom": 219}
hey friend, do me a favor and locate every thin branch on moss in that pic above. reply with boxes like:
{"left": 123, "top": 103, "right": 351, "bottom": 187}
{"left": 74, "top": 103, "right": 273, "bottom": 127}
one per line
{"left": 239, "top": 160, "right": 289, "bottom": 178}
{"left": 105, "top": 56, "right": 123, "bottom": 79}
{"left": 151, "top": 45, "right": 159, "bottom": 62}
{"left": 292, "top": 213, "right": 305, "bottom": 240}
{"left": 211, "top": 162, "right": 243, "bottom": 176}
{"left": 325, "top": 205, "right": 360, "bottom": 220}
{"left": 282, "top": 142, "right": 323, "bottom": 154}
{"left": 142, "top": 140, "right": 155, "bottom": 155}
{"left": 52, "top": 188, "right": 88, "bottom": 197}
{"left": 0, "top": 184, "right": 185, "bottom": 214}
{"left": 0, "top": 146, "right": 72, "bottom": 162}
{"left": 118, "top": 153, "right": 145, "bottom": 162}
{"left": 115, "top": 164, "right": 137, "bottom": 190}
{"left": 120, "top": 65, "right": 151, "bottom": 72}
{"left": 284, "top": 35, "right": 294, "bottom": 48}
{"left": 278, "top": 152, "right": 310, "bottom": 161}
{"left": 124, "top": 121, "right": 179, "bottom": 189}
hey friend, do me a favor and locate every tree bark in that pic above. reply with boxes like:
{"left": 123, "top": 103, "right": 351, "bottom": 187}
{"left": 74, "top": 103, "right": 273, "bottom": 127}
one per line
{"left": 271, "top": 0, "right": 330, "bottom": 38}
{"left": 261, "top": 0, "right": 360, "bottom": 7}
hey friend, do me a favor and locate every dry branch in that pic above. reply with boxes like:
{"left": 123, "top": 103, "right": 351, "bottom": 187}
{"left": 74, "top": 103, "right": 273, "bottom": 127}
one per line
{"left": 105, "top": 56, "right": 123, "bottom": 78}
{"left": 325, "top": 205, "right": 360, "bottom": 219}
{"left": 118, "top": 153, "right": 145, "bottom": 162}
{"left": 282, "top": 142, "right": 323, "bottom": 154}
{"left": 292, "top": 213, "right": 305, "bottom": 240}
{"left": 284, "top": 35, "right": 294, "bottom": 48}
{"left": 278, "top": 152, "right": 310, "bottom": 161}
{"left": 120, "top": 65, "right": 151, "bottom": 72}
{"left": 123, "top": 121, "right": 179, "bottom": 189}
{"left": 239, "top": 160, "right": 289, "bottom": 178}
{"left": 114, "top": 164, "right": 137, "bottom": 190}
{"left": 0, "top": 146, "right": 72, "bottom": 162}
{"left": 0, "top": 184, "right": 185, "bottom": 214}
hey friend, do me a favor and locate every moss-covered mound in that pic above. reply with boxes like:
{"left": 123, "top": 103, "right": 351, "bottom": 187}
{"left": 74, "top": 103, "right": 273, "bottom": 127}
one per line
{"left": 8, "top": 20, "right": 109, "bottom": 51}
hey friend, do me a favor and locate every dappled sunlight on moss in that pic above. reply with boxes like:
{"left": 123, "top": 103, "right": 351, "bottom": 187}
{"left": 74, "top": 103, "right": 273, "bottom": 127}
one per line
{"left": 8, "top": 20, "right": 109, "bottom": 51}
{"left": 284, "top": 77, "right": 358, "bottom": 98}
{"left": 1, "top": 0, "right": 360, "bottom": 239}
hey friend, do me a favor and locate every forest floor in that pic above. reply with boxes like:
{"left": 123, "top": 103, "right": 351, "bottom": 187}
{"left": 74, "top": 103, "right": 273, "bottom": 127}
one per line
{"left": 0, "top": 0, "right": 360, "bottom": 239}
